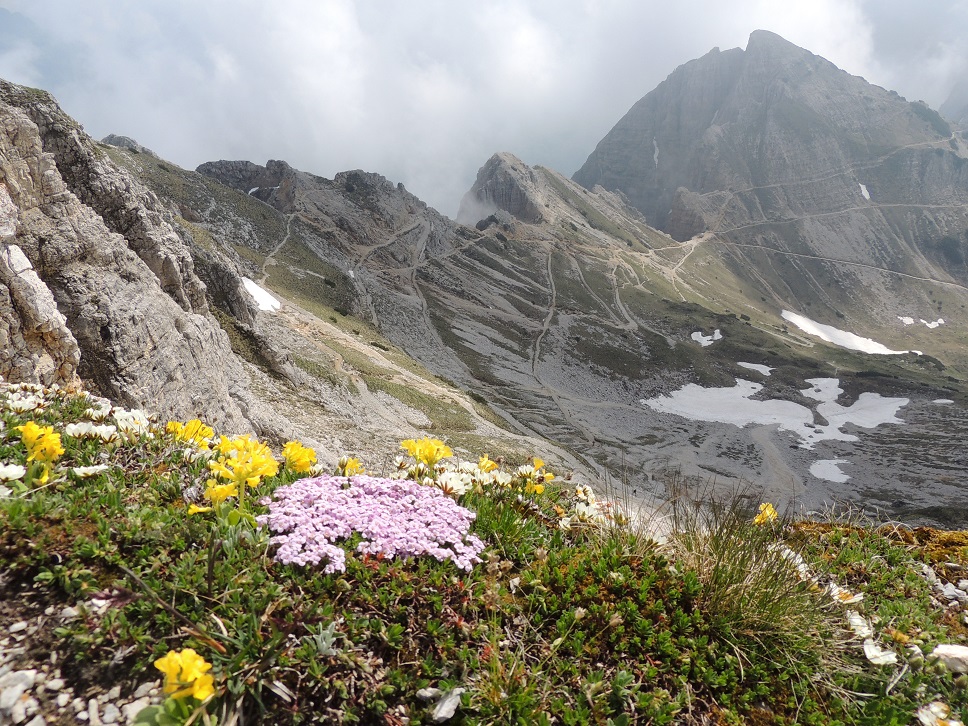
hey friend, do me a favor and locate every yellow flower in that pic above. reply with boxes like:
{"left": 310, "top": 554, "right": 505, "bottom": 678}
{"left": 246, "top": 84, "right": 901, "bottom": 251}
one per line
{"left": 16, "top": 421, "right": 64, "bottom": 463}
{"left": 188, "top": 504, "right": 212, "bottom": 515}
{"left": 204, "top": 480, "right": 239, "bottom": 506}
{"left": 282, "top": 441, "right": 317, "bottom": 473}
{"left": 753, "top": 502, "right": 778, "bottom": 525}
{"left": 154, "top": 648, "right": 214, "bottom": 701}
{"left": 209, "top": 435, "right": 279, "bottom": 488}
{"left": 336, "top": 455, "right": 364, "bottom": 477}
{"left": 478, "top": 454, "right": 498, "bottom": 473}
{"left": 167, "top": 419, "right": 214, "bottom": 449}
{"left": 188, "top": 673, "right": 215, "bottom": 701}
{"left": 401, "top": 438, "right": 453, "bottom": 467}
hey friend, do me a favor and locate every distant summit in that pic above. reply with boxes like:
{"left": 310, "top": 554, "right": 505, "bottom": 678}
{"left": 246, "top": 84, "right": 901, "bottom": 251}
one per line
{"left": 572, "top": 30, "right": 968, "bottom": 327}
{"left": 941, "top": 77, "right": 968, "bottom": 127}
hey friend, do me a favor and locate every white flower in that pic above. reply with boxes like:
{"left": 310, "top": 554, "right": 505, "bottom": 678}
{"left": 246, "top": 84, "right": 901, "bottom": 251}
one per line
{"left": 558, "top": 516, "right": 573, "bottom": 530}
{"left": 0, "top": 463, "right": 26, "bottom": 481}
{"left": 84, "top": 405, "right": 112, "bottom": 422}
{"left": 5, "top": 392, "right": 45, "bottom": 413}
{"left": 113, "top": 409, "right": 152, "bottom": 440}
{"left": 917, "top": 701, "right": 964, "bottom": 726}
{"left": 827, "top": 583, "right": 863, "bottom": 604}
{"left": 308, "top": 463, "right": 326, "bottom": 476}
{"left": 491, "top": 471, "right": 513, "bottom": 488}
{"left": 575, "top": 484, "right": 596, "bottom": 503}
{"left": 863, "top": 639, "right": 897, "bottom": 665}
{"left": 0, "top": 485, "right": 10, "bottom": 499}
{"left": 438, "top": 470, "right": 471, "bottom": 496}
{"left": 846, "top": 610, "right": 873, "bottom": 639}
{"left": 71, "top": 465, "right": 110, "bottom": 478}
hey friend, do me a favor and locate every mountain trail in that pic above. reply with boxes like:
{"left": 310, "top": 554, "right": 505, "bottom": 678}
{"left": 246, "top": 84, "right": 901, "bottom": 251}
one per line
{"left": 259, "top": 213, "right": 296, "bottom": 284}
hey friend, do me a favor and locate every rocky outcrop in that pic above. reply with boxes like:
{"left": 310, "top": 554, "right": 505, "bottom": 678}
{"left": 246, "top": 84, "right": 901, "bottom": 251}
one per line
{"left": 456, "top": 152, "right": 545, "bottom": 225}
{"left": 0, "top": 80, "right": 249, "bottom": 430}
{"left": 0, "top": 188, "right": 80, "bottom": 386}
{"left": 100, "top": 134, "right": 159, "bottom": 158}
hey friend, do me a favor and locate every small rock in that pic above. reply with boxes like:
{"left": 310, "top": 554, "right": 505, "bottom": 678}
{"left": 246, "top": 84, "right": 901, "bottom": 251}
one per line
{"left": 0, "top": 670, "right": 37, "bottom": 691}
{"left": 0, "top": 683, "right": 27, "bottom": 711}
{"left": 121, "top": 698, "right": 151, "bottom": 723}
{"left": 11, "top": 699, "right": 27, "bottom": 724}
{"left": 45, "top": 678, "right": 64, "bottom": 691}
{"left": 59, "top": 607, "right": 79, "bottom": 621}
{"left": 416, "top": 687, "right": 443, "bottom": 701}
{"left": 88, "top": 698, "right": 102, "bottom": 726}
{"left": 106, "top": 686, "right": 121, "bottom": 701}
{"left": 960, "top": 580, "right": 968, "bottom": 591}
{"left": 77, "top": 711, "right": 89, "bottom": 722}
{"left": 932, "top": 644, "right": 968, "bottom": 673}
{"left": 101, "top": 703, "right": 120, "bottom": 724}
{"left": 56, "top": 693, "right": 70, "bottom": 708}
{"left": 26, "top": 715, "right": 46, "bottom": 726}
{"left": 431, "top": 687, "right": 466, "bottom": 722}
{"left": 132, "top": 683, "right": 155, "bottom": 699}
{"left": 71, "top": 697, "right": 85, "bottom": 712}
{"left": 8, "top": 622, "right": 28, "bottom": 635}
{"left": 922, "top": 565, "right": 939, "bottom": 584}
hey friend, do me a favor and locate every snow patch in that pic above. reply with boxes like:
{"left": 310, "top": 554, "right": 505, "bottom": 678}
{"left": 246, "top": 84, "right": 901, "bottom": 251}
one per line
{"left": 241, "top": 277, "right": 281, "bottom": 312}
{"left": 920, "top": 317, "right": 944, "bottom": 329}
{"left": 898, "top": 316, "right": 914, "bottom": 325}
{"left": 691, "top": 329, "right": 722, "bottom": 347}
{"left": 653, "top": 137, "right": 659, "bottom": 168}
{"left": 810, "top": 459, "right": 850, "bottom": 483}
{"left": 859, "top": 183, "right": 870, "bottom": 200}
{"left": 782, "top": 310, "right": 908, "bottom": 355}
{"left": 348, "top": 270, "right": 355, "bottom": 279}
{"left": 738, "top": 362, "right": 773, "bottom": 376}
{"left": 640, "top": 377, "right": 908, "bottom": 450}
{"left": 248, "top": 187, "right": 259, "bottom": 195}
{"left": 934, "top": 399, "right": 954, "bottom": 405}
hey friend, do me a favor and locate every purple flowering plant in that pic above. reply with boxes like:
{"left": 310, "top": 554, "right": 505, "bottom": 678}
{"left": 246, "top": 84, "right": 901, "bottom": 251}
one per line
{"left": 257, "top": 474, "right": 485, "bottom": 573}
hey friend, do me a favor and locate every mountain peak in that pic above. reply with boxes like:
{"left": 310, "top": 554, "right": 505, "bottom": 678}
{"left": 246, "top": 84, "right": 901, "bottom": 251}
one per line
{"left": 456, "top": 152, "right": 545, "bottom": 226}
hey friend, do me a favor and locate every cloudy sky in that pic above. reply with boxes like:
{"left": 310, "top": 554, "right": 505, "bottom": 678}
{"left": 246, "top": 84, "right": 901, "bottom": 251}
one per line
{"left": 1, "top": 1, "right": 966, "bottom": 216}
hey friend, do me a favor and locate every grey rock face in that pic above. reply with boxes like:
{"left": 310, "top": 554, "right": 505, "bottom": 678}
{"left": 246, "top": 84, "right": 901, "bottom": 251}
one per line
{"left": 0, "top": 80, "right": 249, "bottom": 430}
{"left": 457, "top": 152, "right": 545, "bottom": 225}
{"left": 0, "top": 242, "right": 80, "bottom": 386}
{"left": 573, "top": 30, "right": 968, "bottom": 301}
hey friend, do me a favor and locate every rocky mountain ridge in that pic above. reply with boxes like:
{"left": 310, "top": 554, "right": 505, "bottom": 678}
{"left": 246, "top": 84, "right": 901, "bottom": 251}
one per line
{"left": 573, "top": 31, "right": 968, "bottom": 343}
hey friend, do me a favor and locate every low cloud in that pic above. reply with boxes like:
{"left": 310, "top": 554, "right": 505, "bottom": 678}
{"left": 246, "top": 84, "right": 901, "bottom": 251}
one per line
{"left": 0, "top": 1, "right": 963, "bottom": 216}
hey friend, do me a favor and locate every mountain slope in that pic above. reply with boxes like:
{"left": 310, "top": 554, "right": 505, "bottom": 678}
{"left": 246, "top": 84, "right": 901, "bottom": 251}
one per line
{"left": 573, "top": 30, "right": 968, "bottom": 349}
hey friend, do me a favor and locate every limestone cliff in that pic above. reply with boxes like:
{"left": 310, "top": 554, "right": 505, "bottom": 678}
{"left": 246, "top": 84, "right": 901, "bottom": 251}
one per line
{"left": 0, "top": 80, "right": 250, "bottom": 430}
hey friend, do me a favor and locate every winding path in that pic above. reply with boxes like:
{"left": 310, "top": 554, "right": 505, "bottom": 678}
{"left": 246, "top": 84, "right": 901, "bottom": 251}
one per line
{"left": 259, "top": 213, "right": 296, "bottom": 284}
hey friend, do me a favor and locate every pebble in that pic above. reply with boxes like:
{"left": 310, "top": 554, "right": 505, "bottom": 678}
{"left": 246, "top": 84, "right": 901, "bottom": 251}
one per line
{"left": 8, "top": 622, "right": 28, "bottom": 635}
{"left": 101, "top": 702, "right": 120, "bottom": 724}
{"left": 56, "top": 693, "right": 70, "bottom": 708}
{"left": 45, "top": 678, "right": 64, "bottom": 691}
{"left": 88, "top": 697, "right": 101, "bottom": 726}
{"left": 26, "top": 716, "right": 46, "bottom": 726}
{"left": 122, "top": 698, "right": 152, "bottom": 723}
{"left": 105, "top": 686, "right": 121, "bottom": 701}
{"left": 132, "top": 683, "right": 151, "bottom": 700}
